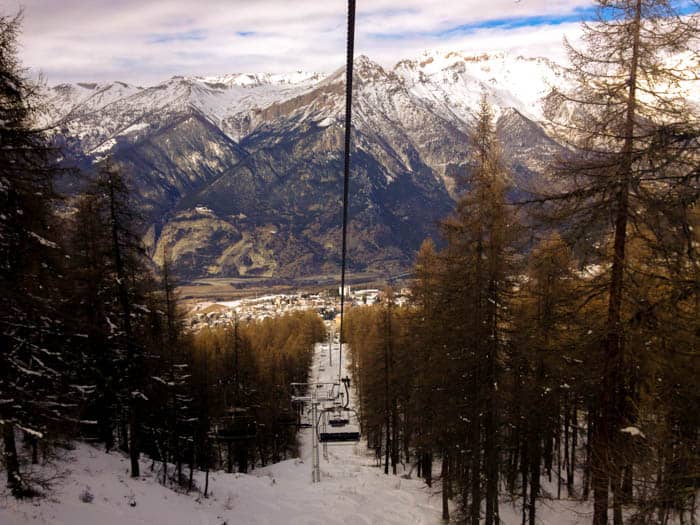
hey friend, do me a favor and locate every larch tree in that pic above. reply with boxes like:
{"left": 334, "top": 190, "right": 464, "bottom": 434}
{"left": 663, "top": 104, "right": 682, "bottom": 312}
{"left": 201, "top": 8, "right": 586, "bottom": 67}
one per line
{"left": 542, "top": 2, "right": 700, "bottom": 523}
{"left": 437, "top": 95, "right": 520, "bottom": 524}
{"left": 508, "top": 234, "right": 590, "bottom": 525}
{"left": 68, "top": 191, "right": 119, "bottom": 450}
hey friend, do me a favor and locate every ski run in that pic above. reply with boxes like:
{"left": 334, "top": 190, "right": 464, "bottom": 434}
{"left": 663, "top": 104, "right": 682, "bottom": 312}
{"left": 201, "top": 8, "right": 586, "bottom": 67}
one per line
{"left": 0, "top": 339, "right": 613, "bottom": 524}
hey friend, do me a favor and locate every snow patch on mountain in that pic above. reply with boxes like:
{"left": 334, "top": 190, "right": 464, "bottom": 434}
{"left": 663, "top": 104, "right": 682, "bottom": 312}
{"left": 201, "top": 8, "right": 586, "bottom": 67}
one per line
{"left": 394, "top": 50, "right": 566, "bottom": 123}
{"left": 41, "top": 50, "right": 565, "bottom": 152}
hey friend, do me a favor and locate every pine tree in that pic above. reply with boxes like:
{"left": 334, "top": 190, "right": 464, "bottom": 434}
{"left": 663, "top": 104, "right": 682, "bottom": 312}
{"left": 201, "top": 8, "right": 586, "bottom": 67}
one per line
{"left": 0, "top": 12, "right": 76, "bottom": 497}
{"left": 68, "top": 192, "right": 118, "bottom": 450}
{"left": 69, "top": 162, "right": 153, "bottom": 477}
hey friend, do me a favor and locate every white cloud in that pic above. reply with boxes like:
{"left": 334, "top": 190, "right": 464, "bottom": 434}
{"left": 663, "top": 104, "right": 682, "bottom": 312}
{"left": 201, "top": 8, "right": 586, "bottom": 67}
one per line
{"left": 7, "top": 0, "right": 589, "bottom": 83}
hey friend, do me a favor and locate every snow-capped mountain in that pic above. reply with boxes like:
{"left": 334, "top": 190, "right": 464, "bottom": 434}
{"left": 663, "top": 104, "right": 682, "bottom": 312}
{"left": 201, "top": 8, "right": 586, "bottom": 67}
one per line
{"left": 46, "top": 51, "right": 561, "bottom": 153}
{"left": 44, "top": 51, "right": 566, "bottom": 279}
{"left": 47, "top": 71, "right": 324, "bottom": 149}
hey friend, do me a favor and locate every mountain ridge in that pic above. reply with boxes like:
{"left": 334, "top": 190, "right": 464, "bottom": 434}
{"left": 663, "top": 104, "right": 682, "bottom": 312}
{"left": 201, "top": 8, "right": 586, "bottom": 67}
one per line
{"left": 45, "top": 50, "right": 569, "bottom": 279}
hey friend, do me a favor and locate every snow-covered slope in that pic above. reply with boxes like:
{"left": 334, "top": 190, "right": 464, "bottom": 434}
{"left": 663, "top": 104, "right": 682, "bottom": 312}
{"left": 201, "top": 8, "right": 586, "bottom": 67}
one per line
{"left": 0, "top": 440, "right": 447, "bottom": 525}
{"left": 0, "top": 341, "right": 446, "bottom": 525}
{"left": 0, "top": 341, "right": 607, "bottom": 525}
{"left": 395, "top": 50, "right": 566, "bottom": 124}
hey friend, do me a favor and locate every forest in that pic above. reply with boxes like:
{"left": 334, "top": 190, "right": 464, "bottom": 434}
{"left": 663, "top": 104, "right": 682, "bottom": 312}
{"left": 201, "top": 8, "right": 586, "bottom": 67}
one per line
{"left": 1, "top": 1, "right": 699, "bottom": 524}
{"left": 345, "top": 2, "right": 700, "bottom": 524}
{"left": 0, "top": 9, "right": 325, "bottom": 499}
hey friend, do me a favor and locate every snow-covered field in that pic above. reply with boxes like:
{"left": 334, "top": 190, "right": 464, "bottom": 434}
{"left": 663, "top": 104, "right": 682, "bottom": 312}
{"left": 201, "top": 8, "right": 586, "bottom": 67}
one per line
{"left": 0, "top": 342, "right": 445, "bottom": 525}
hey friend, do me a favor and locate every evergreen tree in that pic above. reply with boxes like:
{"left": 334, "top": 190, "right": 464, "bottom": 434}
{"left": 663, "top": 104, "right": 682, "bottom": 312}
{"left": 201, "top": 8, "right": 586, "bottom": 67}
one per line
{"left": 68, "top": 192, "right": 118, "bottom": 450}
{"left": 0, "top": 13, "right": 76, "bottom": 497}
{"left": 67, "top": 162, "right": 152, "bottom": 476}
{"left": 141, "top": 250, "right": 195, "bottom": 487}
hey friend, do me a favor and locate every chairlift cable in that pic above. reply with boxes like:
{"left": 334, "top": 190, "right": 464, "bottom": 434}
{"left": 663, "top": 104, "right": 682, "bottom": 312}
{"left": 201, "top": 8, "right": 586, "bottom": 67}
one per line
{"left": 339, "top": 0, "right": 356, "bottom": 384}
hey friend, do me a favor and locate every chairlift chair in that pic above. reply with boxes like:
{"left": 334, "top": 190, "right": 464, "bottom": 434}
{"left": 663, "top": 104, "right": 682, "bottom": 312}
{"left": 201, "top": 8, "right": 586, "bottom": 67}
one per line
{"left": 319, "top": 431, "right": 360, "bottom": 443}
{"left": 326, "top": 405, "right": 350, "bottom": 427}
{"left": 215, "top": 411, "right": 257, "bottom": 442}
{"left": 319, "top": 407, "right": 360, "bottom": 443}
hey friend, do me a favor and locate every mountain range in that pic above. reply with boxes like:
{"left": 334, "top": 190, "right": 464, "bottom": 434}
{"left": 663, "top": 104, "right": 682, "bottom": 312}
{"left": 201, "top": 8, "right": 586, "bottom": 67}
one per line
{"left": 44, "top": 50, "right": 569, "bottom": 279}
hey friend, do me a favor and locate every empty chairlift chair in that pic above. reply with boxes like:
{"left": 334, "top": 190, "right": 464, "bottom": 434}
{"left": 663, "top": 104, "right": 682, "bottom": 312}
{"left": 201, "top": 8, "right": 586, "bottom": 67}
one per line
{"left": 319, "top": 408, "right": 360, "bottom": 443}
{"left": 216, "top": 409, "right": 257, "bottom": 443}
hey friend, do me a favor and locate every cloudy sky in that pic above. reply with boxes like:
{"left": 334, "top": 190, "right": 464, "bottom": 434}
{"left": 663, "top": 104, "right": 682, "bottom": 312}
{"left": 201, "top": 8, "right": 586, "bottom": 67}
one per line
{"left": 8, "top": 0, "right": 598, "bottom": 84}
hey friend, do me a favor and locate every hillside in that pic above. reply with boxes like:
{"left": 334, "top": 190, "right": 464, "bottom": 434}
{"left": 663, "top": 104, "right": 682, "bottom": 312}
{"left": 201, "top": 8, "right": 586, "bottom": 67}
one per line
{"left": 0, "top": 342, "right": 600, "bottom": 525}
{"left": 45, "top": 51, "right": 566, "bottom": 279}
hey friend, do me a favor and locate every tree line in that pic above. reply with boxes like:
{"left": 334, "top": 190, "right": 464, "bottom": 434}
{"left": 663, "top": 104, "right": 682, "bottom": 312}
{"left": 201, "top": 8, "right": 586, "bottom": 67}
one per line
{"left": 0, "top": 12, "right": 324, "bottom": 497}
{"left": 346, "top": 1, "right": 699, "bottom": 523}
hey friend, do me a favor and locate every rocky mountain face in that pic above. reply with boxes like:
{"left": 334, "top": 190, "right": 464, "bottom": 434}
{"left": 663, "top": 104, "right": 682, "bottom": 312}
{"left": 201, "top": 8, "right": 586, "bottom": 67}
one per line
{"left": 45, "top": 51, "right": 567, "bottom": 279}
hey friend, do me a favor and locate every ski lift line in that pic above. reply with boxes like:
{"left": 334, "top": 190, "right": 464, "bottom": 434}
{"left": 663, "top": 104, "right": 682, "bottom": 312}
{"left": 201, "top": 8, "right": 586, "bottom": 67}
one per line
{"left": 338, "top": 0, "right": 356, "bottom": 384}
{"left": 291, "top": 3, "right": 358, "bottom": 482}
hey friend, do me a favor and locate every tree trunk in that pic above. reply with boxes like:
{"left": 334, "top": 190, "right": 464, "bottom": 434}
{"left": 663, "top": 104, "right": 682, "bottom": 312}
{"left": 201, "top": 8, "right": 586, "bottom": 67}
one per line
{"left": 557, "top": 414, "right": 562, "bottom": 500}
{"left": 188, "top": 449, "right": 194, "bottom": 492}
{"left": 424, "top": 452, "right": 433, "bottom": 487}
{"left": 592, "top": 2, "right": 642, "bottom": 523}
{"left": 584, "top": 407, "right": 593, "bottom": 501}
{"left": 564, "top": 404, "right": 570, "bottom": 492}
{"left": 162, "top": 441, "right": 168, "bottom": 485}
{"left": 391, "top": 399, "right": 398, "bottom": 475}
{"left": 442, "top": 453, "right": 450, "bottom": 521}
{"left": 569, "top": 404, "right": 577, "bottom": 496}
{"left": 204, "top": 464, "right": 210, "bottom": 498}
{"left": 521, "top": 432, "right": 528, "bottom": 525}
{"left": 3, "top": 423, "right": 22, "bottom": 496}
{"left": 529, "top": 431, "right": 541, "bottom": 525}
{"left": 612, "top": 468, "right": 623, "bottom": 525}
{"left": 129, "top": 405, "right": 140, "bottom": 478}
{"left": 592, "top": 416, "right": 610, "bottom": 525}
{"left": 470, "top": 413, "right": 481, "bottom": 525}
{"left": 227, "top": 441, "right": 233, "bottom": 473}
{"left": 485, "top": 346, "right": 498, "bottom": 524}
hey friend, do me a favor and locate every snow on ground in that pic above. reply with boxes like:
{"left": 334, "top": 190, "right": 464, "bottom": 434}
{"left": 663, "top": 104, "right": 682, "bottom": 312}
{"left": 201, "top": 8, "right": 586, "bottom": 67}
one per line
{"left": 0, "top": 338, "right": 643, "bottom": 524}
{"left": 0, "top": 341, "right": 445, "bottom": 525}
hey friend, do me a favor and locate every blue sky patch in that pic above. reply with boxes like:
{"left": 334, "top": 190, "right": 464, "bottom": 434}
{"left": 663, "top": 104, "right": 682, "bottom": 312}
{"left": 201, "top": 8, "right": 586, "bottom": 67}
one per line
{"left": 369, "top": 7, "right": 598, "bottom": 41}
{"left": 147, "top": 29, "right": 207, "bottom": 44}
